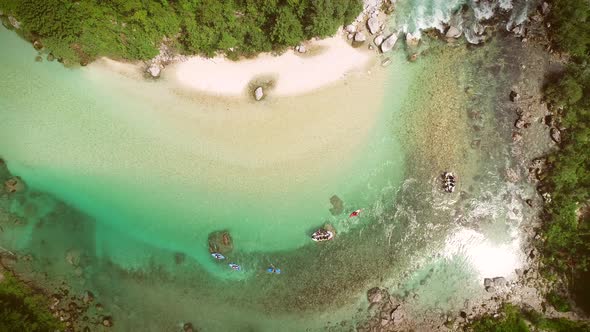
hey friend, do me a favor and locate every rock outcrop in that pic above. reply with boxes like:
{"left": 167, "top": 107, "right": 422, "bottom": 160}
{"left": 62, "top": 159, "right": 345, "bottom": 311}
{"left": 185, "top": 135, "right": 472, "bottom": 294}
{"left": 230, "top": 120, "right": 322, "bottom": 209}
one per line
{"left": 145, "top": 43, "right": 187, "bottom": 79}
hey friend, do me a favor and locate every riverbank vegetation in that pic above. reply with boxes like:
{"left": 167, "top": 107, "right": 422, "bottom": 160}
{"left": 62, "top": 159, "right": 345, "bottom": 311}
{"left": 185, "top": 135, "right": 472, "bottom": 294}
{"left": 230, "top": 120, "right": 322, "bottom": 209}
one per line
{"left": 0, "top": 269, "right": 64, "bottom": 331}
{"left": 467, "top": 304, "right": 589, "bottom": 332}
{"left": 540, "top": 0, "right": 590, "bottom": 313}
{"left": 0, "top": 0, "right": 361, "bottom": 65}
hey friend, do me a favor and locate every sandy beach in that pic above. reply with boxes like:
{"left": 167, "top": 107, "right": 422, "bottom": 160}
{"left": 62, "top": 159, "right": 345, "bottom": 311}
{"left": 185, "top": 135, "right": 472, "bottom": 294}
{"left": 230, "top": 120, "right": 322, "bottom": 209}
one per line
{"left": 169, "top": 34, "right": 373, "bottom": 97}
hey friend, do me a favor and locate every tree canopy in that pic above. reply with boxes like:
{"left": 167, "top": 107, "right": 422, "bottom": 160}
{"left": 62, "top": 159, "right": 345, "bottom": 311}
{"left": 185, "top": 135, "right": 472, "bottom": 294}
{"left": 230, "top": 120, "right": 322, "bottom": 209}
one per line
{"left": 0, "top": 0, "right": 362, "bottom": 65}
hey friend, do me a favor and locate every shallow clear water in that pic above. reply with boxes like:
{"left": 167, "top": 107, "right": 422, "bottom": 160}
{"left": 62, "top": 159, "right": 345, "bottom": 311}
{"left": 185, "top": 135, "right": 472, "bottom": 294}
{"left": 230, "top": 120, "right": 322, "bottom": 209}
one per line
{"left": 0, "top": 13, "right": 536, "bottom": 330}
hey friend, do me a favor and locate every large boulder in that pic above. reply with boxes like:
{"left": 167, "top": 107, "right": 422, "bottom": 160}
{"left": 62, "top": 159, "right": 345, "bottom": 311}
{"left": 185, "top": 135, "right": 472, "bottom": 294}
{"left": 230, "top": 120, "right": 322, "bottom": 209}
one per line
{"left": 380, "top": 34, "right": 398, "bottom": 53}
{"left": 367, "top": 17, "right": 380, "bottom": 35}
{"left": 208, "top": 230, "right": 233, "bottom": 254}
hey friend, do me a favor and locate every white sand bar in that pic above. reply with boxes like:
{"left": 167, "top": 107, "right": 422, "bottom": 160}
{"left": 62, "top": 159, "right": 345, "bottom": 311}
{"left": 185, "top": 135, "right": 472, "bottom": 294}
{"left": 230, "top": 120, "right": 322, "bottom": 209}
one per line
{"left": 171, "top": 35, "right": 371, "bottom": 97}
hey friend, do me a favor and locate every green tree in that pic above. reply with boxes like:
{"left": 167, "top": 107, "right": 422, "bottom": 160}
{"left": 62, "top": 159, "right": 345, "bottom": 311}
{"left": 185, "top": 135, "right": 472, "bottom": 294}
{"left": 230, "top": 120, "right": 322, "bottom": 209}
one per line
{"left": 272, "top": 6, "right": 304, "bottom": 46}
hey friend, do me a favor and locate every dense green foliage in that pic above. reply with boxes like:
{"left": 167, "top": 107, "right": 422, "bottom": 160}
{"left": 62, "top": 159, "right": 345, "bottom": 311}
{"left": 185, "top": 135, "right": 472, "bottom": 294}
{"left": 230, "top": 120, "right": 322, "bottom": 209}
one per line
{"left": 547, "top": 0, "right": 590, "bottom": 58}
{"left": 467, "top": 304, "right": 590, "bottom": 332}
{"left": 0, "top": 271, "right": 63, "bottom": 332}
{"left": 0, "top": 0, "right": 361, "bottom": 65}
{"left": 538, "top": 0, "right": 590, "bottom": 314}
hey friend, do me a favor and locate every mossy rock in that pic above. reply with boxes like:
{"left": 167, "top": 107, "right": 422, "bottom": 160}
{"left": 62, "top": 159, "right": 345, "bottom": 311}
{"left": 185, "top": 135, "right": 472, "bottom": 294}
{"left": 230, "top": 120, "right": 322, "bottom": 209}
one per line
{"left": 208, "top": 230, "right": 233, "bottom": 254}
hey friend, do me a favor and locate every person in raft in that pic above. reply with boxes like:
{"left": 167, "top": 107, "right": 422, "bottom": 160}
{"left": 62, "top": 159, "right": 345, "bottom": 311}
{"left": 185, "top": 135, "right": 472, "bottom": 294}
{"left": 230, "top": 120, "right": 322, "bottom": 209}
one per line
{"left": 267, "top": 264, "right": 281, "bottom": 274}
{"left": 211, "top": 252, "right": 225, "bottom": 260}
{"left": 229, "top": 263, "right": 241, "bottom": 271}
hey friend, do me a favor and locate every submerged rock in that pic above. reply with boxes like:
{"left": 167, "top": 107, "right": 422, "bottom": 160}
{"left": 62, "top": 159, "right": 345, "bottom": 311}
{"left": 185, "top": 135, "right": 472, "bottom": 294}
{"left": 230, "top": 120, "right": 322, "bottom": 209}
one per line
{"left": 512, "top": 132, "right": 522, "bottom": 142}
{"left": 82, "top": 291, "right": 94, "bottom": 304}
{"left": 329, "top": 195, "right": 344, "bottom": 216}
{"left": 254, "top": 86, "right": 264, "bottom": 101}
{"left": 65, "top": 249, "right": 82, "bottom": 267}
{"left": 380, "top": 34, "right": 398, "bottom": 53}
{"left": 509, "top": 90, "right": 520, "bottom": 102}
{"left": 367, "top": 287, "right": 388, "bottom": 303}
{"left": 183, "top": 322, "right": 195, "bottom": 332}
{"left": 102, "top": 316, "right": 113, "bottom": 327}
{"left": 208, "top": 230, "right": 233, "bottom": 254}
{"left": 4, "top": 177, "right": 25, "bottom": 193}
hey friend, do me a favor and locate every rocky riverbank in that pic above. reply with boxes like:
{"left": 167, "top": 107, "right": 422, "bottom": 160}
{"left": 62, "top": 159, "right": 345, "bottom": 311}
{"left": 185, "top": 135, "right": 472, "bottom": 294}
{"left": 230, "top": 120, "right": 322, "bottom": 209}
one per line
{"left": 354, "top": 3, "right": 589, "bottom": 331}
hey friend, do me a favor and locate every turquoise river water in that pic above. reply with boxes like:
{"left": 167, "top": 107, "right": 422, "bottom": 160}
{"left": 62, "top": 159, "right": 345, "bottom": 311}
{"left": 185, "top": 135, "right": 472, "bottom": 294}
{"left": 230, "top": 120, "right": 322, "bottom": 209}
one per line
{"left": 0, "top": 0, "right": 539, "bottom": 330}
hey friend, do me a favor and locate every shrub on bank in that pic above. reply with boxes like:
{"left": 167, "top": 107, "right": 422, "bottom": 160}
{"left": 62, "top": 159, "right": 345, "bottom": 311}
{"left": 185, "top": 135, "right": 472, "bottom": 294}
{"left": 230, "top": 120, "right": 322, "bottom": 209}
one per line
{"left": 467, "top": 304, "right": 590, "bottom": 332}
{"left": 0, "top": 271, "right": 63, "bottom": 331}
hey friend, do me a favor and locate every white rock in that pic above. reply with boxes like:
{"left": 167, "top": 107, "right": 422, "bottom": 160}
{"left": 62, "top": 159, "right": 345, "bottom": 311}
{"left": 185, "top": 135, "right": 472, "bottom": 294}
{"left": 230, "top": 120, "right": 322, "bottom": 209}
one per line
{"left": 367, "top": 17, "right": 380, "bottom": 34}
{"left": 374, "top": 35, "right": 384, "bottom": 46}
{"left": 345, "top": 24, "right": 356, "bottom": 33}
{"left": 147, "top": 64, "right": 161, "bottom": 78}
{"left": 354, "top": 32, "right": 367, "bottom": 42}
{"left": 380, "top": 33, "right": 398, "bottom": 53}
{"left": 254, "top": 87, "right": 264, "bottom": 101}
{"left": 297, "top": 44, "right": 306, "bottom": 53}
{"left": 347, "top": 33, "right": 354, "bottom": 40}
